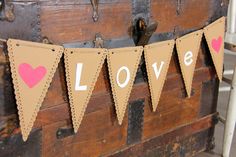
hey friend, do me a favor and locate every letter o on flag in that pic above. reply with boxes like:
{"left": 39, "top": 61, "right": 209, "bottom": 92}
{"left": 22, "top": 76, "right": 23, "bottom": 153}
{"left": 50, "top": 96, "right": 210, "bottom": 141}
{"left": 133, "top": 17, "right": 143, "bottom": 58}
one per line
{"left": 116, "top": 66, "right": 130, "bottom": 88}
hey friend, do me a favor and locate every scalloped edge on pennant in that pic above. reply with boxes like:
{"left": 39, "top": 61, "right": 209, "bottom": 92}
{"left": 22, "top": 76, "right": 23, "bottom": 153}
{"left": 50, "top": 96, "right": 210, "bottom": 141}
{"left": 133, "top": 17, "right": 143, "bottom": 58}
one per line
{"left": 64, "top": 48, "right": 107, "bottom": 132}
{"left": 203, "top": 17, "right": 225, "bottom": 81}
{"left": 7, "top": 39, "right": 64, "bottom": 141}
{"left": 107, "top": 46, "right": 143, "bottom": 125}
{"left": 176, "top": 30, "right": 203, "bottom": 98}
{"left": 144, "top": 40, "right": 175, "bottom": 111}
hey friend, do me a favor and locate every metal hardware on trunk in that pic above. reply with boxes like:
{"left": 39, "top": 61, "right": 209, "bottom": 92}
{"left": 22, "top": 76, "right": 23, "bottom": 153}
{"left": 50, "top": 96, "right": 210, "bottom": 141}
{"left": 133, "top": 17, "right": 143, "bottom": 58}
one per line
{"left": 0, "top": 2, "right": 41, "bottom": 42}
{"left": 94, "top": 33, "right": 104, "bottom": 48}
{"left": 56, "top": 127, "right": 75, "bottom": 139}
{"left": 132, "top": 18, "right": 158, "bottom": 46}
{"left": 176, "top": 0, "right": 182, "bottom": 15}
{"left": 127, "top": 99, "right": 145, "bottom": 145}
{"left": 0, "top": 0, "right": 14, "bottom": 22}
{"left": 90, "top": 0, "right": 99, "bottom": 22}
{"left": 42, "top": 37, "right": 53, "bottom": 44}
{"left": 132, "top": 0, "right": 157, "bottom": 46}
{"left": 136, "top": 21, "right": 158, "bottom": 46}
{"left": 217, "top": 114, "right": 226, "bottom": 124}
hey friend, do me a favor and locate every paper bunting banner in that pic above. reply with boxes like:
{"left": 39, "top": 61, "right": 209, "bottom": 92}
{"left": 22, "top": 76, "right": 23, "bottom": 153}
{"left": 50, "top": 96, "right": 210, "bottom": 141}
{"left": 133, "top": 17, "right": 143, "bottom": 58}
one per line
{"left": 176, "top": 30, "right": 203, "bottom": 97}
{"left": 7, "top": 39, "right": 63, "bottom": 141}
{"left": 4, "top": 17, "right": 227, "bottom": 141}
{"left": 107, "top": 46, "right": 143, "bottom": 125}
{"left": 203, "top": 17, "right": 225, "bottom": 81}
{"left": 64, "top": 48, "right": 107, "bottom": 132}
{"left": 144, "top": 40, "right": 174, "bottom": 111}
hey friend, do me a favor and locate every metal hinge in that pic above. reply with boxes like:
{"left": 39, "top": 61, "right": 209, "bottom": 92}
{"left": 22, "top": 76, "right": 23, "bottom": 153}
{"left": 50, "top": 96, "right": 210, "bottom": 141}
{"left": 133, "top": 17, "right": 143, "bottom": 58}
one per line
{"left": 90, "top": 0, "right": 99, "bottom": 22}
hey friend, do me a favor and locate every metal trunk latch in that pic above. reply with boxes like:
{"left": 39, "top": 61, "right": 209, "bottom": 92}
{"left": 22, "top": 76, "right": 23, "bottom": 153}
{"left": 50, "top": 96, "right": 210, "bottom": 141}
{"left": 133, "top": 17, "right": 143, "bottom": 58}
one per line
{"left": 133, "top": 19, "right": 158, "bottom": 46}
{"left": 0, "top": 0, "right": 14, "bottom": 22}
{"left": 131, "top": 0, "right": 157, "bottom": 46}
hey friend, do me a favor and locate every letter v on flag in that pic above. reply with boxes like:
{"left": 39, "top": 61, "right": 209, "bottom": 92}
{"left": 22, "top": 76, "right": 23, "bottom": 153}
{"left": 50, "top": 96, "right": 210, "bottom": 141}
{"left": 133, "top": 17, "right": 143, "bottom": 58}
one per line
{"left": 144, "top": 40, "right": 175, "bottom": 112}
{"left": 107, "top": 46, "right": 143, "bottom": 125}
{"left": 64, "top": 48, "right": 107, "bottom": 132}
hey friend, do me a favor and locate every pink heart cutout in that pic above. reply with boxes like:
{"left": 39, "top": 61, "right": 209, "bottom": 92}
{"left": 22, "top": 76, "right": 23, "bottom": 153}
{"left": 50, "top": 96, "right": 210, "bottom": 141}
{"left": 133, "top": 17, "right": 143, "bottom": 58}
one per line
{"left": 18, "top": 63, "right": 47, "bottom": 88}
{"left": 211, "top": 36, "right": 222, "bottom": 53}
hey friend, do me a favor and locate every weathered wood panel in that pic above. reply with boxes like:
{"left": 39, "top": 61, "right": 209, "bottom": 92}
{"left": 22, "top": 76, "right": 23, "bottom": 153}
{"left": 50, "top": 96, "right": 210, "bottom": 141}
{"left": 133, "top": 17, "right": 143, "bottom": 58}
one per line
{"left": 110, "top": 114, "right": 216, "bottom": 157}
{"left": 0, "top": 129, "right": 42, "bottom": 157}
{"left": 40, "top": 3, "right": 132, "bottom": 44}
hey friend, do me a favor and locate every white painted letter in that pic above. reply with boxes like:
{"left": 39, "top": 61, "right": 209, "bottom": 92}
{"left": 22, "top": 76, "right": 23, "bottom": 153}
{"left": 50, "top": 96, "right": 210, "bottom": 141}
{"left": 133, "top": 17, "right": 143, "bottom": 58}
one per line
{"left": 152, "top": 61, "right": 165, "bottom": 80}
{"left": 75, "top": 63, "right": 87, "bottom": 91}
{"left": 184, "top": 51, "right": 193, "bottom": 66}
{"left": 116, "top": 66, "right": 130, "bottom": 88}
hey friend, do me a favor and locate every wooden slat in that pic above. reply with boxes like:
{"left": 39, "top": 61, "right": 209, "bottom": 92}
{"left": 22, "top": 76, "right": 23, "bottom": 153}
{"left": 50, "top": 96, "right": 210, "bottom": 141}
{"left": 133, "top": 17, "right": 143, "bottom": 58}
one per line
{"left": 40, "top": 3, "right": 132, "bottom": 44}
{"left": 109, "top": 114, "right": 216, "bottom": 157}
{"left": 151, "top": 0, "right": 223, "bottom": 34}
{"left": 42, "top": 106, "right": 128, "bottom": 157}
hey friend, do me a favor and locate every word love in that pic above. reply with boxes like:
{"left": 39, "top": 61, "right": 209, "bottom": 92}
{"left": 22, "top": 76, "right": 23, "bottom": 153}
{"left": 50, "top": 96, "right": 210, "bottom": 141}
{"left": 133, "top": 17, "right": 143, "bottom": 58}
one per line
{"left": 7, "top": 16, "right": 225, "bottom": 141}
{"left": 75, "top": 63, "right": 145, "bottom": 91}
{"left": 75, "top": 64, "right": 136, "bottom": 90}
{"left": 18, "top": 63, "right": 47, "bottom": 88}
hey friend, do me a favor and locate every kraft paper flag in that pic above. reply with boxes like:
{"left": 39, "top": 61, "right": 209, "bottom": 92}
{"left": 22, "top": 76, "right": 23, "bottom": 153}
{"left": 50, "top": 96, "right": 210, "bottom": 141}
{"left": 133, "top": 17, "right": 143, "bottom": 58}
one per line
{"left": 176, "top": 30, "right": 203, "bottom": 97}
{"left": 107, "top": 46, "right": 143, "bottom": 125}
{"left": 203, "top": 17, "right": 225, "bottom": 81}
{"left": 144, "top": 40, "right": 175, "bottom": 111}
{"left": 64, "top": 48, "right": 107, "bottom": 132}
{"left": 7, "top": 39, "right": 63, "bottom": 141}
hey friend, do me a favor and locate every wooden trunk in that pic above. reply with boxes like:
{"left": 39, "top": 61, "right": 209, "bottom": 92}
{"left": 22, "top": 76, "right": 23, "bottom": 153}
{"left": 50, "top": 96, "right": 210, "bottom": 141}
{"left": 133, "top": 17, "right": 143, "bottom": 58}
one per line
{"left": 0, "top": 0, "right": 228, "bottom": 157}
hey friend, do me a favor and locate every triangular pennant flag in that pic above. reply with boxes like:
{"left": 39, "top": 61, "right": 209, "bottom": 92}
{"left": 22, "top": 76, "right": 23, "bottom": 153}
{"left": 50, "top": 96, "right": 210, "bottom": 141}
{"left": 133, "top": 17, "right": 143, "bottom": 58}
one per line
{"left": 144, "top": 40, "right": 175, "bottom": 112}
{"left": 176, "top": 30, "right": 203, "bottom": 97}
{"left": 204, "top": 17, "right": 225, "bottom": 81}
{"left": 107, "top": 46, "right": 143, "bottom": 125}
{"left": 64, "top": 48, "right": 107, "bottom": 132}
{"left": 7, "top": 39, "right": 63, "bottom": 141}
